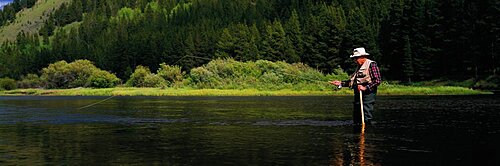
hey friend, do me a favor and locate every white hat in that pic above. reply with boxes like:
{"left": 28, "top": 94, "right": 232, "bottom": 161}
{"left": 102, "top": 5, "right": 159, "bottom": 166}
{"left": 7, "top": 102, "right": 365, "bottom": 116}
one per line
{"left": 350, "top": 47, "right": 370, "bottom": 58}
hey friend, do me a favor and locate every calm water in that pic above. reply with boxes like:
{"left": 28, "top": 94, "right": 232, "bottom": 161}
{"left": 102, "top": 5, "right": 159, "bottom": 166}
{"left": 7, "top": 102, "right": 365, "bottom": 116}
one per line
{"left": 0, "top": 95, "right": 499, "bottom": 165}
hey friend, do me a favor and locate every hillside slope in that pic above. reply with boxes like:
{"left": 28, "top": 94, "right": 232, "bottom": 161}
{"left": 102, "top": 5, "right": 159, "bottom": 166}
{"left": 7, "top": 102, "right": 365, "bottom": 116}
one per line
{"left": 0, "top": 0, "right": 69, "bottom": 43}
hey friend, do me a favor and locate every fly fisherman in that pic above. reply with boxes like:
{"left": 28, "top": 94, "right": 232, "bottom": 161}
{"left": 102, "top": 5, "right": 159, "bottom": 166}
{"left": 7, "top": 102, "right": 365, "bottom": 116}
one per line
{"left": 330, "top": 47, "right": 381, "bottom": 125}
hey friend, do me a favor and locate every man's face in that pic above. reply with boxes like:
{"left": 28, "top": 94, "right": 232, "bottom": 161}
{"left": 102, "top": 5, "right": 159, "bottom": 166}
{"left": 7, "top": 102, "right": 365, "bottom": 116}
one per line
{"left": 353, "top": 57, "right": 362, "bottom": 65}
{"left": 353, "top": 57, "right": 366, "bottom": 65}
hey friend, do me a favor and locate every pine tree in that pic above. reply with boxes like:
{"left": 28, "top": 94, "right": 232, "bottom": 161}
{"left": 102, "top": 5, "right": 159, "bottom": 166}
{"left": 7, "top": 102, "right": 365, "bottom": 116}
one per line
{"left": 261, "top": 20, "right": 298, "bottom": 63}
{"left": 215, "top": 28, "right": 236, "bottom": 59}
{"left": 402, "top": 35, "right": 414, "bottom": 83}
{"left": 285, "top": 10, "right": 304, "bottom": 59}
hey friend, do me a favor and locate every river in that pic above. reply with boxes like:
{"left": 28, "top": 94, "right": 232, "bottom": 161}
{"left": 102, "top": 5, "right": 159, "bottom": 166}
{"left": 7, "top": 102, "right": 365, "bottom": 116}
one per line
{"left": 0, "top": 95, "right": 499, "bottom": 165}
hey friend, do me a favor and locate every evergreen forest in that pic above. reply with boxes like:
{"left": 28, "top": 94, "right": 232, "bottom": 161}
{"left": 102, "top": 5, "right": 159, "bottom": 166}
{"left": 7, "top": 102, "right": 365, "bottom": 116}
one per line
{"left": 0, "top": 0, "right": 498, "bottom": 83}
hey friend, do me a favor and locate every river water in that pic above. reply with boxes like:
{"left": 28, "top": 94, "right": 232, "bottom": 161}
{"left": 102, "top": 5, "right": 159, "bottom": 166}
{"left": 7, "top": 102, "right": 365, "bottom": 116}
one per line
{"left": 0, "top": 95, "right": 499, "bottom": 165}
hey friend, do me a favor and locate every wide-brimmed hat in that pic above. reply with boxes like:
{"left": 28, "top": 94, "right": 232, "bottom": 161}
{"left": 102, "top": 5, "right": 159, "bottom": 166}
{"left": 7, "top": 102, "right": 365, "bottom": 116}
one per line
{"left": 350, "top": 47, "right": 370, "bottom": 58}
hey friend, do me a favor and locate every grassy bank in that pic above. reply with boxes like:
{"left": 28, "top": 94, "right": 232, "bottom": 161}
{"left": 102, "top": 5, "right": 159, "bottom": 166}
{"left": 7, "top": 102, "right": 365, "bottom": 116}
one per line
{"left": 0, "top": 84, "right": 490, "bottom": 96}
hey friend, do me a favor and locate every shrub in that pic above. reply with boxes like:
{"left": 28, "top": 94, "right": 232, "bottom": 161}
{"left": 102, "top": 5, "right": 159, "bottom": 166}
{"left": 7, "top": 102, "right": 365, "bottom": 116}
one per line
{"left": 157, "top": 63, "right": 184, "bottom": 86}
{"left": 41, "top": 60, "right": 71, "bottom": 88}
{"left": 67, "top": 60, "right": 96, "bottom": 88}
{"left": 126, "top": 65, "right": 166, "bottom": 87}
{"left": 126, "top": 65, "right": 150, "bottom": 87}
{"left": 188, "top": 67, "right": 220, "bottom": 88}
{"left": 474, "top": 75, "right": 500, "bottom": 90}
{"left": 17, "top": 74, "right": 43, "bottom": 88}
{"left": 87, "top": 70, "right": 121, "bottom": 88}
{"left": 41, "top": 60, "right": 121, "bottom": 89}
{"left": 143, "top": 74, "right": 167, "bottom": 88}
{"left": 187, "top": 59, "right": 348, "bottom": 90}
{"left": 0, "top": 77, "right": 17, "bottom": 90}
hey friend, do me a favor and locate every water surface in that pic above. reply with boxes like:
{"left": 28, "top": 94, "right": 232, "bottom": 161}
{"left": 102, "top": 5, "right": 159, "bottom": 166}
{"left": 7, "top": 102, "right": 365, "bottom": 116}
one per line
{"left": 0, "top": 95, "right": 499, "bottom": 165}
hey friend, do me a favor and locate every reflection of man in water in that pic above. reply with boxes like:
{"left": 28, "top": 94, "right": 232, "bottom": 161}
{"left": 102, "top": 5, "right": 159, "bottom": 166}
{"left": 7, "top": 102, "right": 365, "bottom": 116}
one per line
{"left": 330, "top": 128, "right": 373, "bottom": 165}
{"left": 330, "top": 47, "right": 381, "bottom": 124}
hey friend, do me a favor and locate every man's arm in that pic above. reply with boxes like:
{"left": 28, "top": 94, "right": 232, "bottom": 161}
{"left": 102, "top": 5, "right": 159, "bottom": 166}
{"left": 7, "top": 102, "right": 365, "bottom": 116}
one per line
{"left": 366, "top": 62, "right": 381, "bottom": 91}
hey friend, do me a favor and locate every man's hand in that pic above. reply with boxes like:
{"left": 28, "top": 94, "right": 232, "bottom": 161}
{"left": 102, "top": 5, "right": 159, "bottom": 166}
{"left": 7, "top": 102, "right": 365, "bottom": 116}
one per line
{"left": 358, "top": 85, "right": 367, "bottom": 91}
{"left": 330, "top": 80, "right": 341, "bottom": 86}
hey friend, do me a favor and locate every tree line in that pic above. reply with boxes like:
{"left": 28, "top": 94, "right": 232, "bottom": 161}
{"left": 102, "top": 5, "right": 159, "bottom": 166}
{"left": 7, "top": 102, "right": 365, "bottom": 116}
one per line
{"left": 0, "top": 0, "right": 498, "bottom": 83}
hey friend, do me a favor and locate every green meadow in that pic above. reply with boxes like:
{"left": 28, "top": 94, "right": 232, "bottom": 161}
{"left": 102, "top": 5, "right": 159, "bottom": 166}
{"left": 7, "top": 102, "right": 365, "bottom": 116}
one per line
{"left": 0, "top": 85, "right": 489, "bottom": 96}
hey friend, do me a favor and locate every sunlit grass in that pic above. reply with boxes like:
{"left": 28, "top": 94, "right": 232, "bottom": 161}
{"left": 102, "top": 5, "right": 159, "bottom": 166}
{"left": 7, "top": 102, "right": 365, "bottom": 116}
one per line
{"left": 0, "top": 84, "right": 490, "bottom": 96}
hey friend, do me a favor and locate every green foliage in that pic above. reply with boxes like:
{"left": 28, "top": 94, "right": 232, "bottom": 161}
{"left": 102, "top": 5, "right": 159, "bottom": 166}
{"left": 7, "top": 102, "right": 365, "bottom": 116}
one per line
{"left": 126, "top": 65, "right": 166, "bottom": 87}
{"left": 402, "top": 35, "right": 414, "bottom": 83}
{"left": 188, "top": 58, "right": 348, "bottom": 90}
{"left": 0, "top": 77, "right": 17, "bottom": 90}
{"left": 409, "top": 79, "right": 476, "bottom": 88}
{"left": 17, "top": 74, "right": 43, "bottom": 89}
{"left": 142, "top": 74, "right": 167, "bottom": 88}
{"left": 87, "top": 70, "right": 121, "bottom": 88}
{"left": 261, "top": 20, "right": 299, "bottom": 63}
{"left": 474, "top": 75, "right": 500, "bottom": 90}
{"left": 157, "top": 63, "right": 185, "bottom": 86}
{"left": 215, "top": 23, "right": 260, "bottom": 61}
{"left": 40, "top": 60, "right": 120, "bottom": 89}
{"left": 66, "top": 60, "right": 96, "bottom": 88}
{"left": 126, "top": 65, "right": 150, "bottom": 87}
{"left": 1, "top": 0, "right": 498, "bottom": 84}
{"left": 40, "top": 60, "right": 71, "bottom": 88}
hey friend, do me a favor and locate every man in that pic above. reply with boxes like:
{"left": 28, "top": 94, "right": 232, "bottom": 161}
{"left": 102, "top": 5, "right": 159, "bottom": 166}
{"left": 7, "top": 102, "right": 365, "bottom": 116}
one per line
{"left": 330, "top": 47, "right": 381, "bottom": 125}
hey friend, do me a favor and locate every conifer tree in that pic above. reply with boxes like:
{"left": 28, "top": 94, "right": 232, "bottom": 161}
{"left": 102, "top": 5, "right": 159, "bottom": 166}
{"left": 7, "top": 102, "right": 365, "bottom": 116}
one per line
{"left": 402, "top": 35, "right": 414, "bottom": 83}
{"left": 285, "top": 10, "right": 304, "bottom": 59}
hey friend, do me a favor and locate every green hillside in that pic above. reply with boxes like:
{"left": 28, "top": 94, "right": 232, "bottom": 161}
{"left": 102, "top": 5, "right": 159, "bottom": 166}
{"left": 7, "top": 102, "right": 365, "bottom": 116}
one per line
{"left": 0, "top": 0, "right": 70, "bottom": 43}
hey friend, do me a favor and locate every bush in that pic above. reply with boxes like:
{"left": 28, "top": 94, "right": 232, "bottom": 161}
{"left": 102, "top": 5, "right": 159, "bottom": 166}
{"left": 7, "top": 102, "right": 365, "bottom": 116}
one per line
{"left": 41, "top": 60, "right": 121, "bottom": 89}
{"left": 474, "top": 75, "right": 500, "bottom": 90}
{"left": 188, "top": 67, "right": 220, "bottom": 88}
{"left": 0, "top": 77, "right": 17, "bottom": 90}
{"left": 187, "top": 59, "right": 348, "bottom": 90}
{"left": 17, "top": 74, "right": 43, "bottom": 88}
{"left": 40, "top": 60, "right": 71, "bottom": 88}
{"left": 67, "top": 60, "right": 96, "bottom": 88}
{"left": 126, "top": 65, "right": 150, "bottom": 87}
{"left": 87, "top": 70, "right": 121, "bottom": 88}
{"left": 157, "top": 63, "right": 185, "bottom": 86}
{"left": 143, "top": 74, "right": 167, "bottom": 88}
{"left": 126, "top": 65, "right": 166, "bottom": 87}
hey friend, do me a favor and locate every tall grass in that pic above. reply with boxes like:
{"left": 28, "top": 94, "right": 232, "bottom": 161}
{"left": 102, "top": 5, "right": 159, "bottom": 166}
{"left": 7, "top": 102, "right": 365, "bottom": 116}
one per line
{"left": 0, "top": 85, "right": 487, "bottom": 96}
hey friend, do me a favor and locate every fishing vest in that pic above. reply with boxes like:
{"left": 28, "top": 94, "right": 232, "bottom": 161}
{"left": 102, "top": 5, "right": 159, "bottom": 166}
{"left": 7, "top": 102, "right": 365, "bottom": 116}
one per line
{"left": 349, "top": 59, "right": 374, "bottom": 88}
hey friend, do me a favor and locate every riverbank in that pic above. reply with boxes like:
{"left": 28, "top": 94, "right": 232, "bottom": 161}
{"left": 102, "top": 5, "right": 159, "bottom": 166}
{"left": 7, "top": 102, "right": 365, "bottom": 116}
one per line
{"left": 0, "top": 85, "right": 491, "bottom": 96}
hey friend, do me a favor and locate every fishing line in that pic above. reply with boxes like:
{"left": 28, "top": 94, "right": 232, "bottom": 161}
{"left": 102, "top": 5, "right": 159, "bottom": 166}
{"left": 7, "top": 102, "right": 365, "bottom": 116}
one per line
{"left": 76, "top": 57, "right": 335, "bottom": 109}
{"left": 173, "top": 55, "right": 213, "bottom": 65}
{"left": 77, "top": 96, "right": 115, "bottom": 110}
{"left": 280, "top": 72, "right": 330, "bottom": 84}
